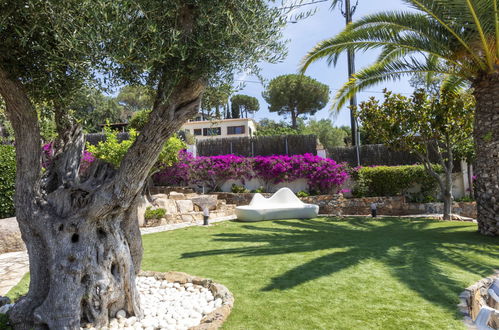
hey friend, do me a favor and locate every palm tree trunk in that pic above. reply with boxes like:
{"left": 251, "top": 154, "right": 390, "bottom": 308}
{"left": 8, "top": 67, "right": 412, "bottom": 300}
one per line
{"left": 472, "top": 74, "right": 499, "bottom": 236}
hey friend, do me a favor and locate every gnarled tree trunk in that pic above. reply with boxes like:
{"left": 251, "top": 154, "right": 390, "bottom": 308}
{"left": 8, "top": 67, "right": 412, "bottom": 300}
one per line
{"left": 0, "top": 67, "right": 204, "bottom": 328}
{"left": 473, "top": 74, "right": 499, "bottom": 236}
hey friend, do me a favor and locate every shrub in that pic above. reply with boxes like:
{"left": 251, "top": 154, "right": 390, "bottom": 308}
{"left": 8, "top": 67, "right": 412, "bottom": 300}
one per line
{"left": 87, "top": 127, "right": 185, "bottom": 169}
{"left": 154, "top": 152, "right": 349, "bottom": 194}
{"left": 250, "top": 187, "right": 265, "bottom": 193}
{"left": 231, "top": 184, "right": 249, "bottom": 193}
{"left": 352, "top": 165, "right": 442, "bottom": 198}
{"left": 0, "top": 145, "right": 16, "bottom": 218}
{"left": 128, "top": 110, "right": 151, "bottom": 131}
{"left": 190, "top": 155, "right": 253, "bottom": 192}
{"left": 0, "top": 313, "right": 12, "bottom": 330}
{"left": 296, "top": 191, "right": 310, "bottom": 197}
{"left": 144, "top": 207, "right": 166, "bottom": 220}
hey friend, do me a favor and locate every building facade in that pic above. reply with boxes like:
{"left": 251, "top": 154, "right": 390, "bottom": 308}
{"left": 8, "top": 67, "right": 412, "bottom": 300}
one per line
{"left": 180, "top": 118, "right": 257, "bottom": 140}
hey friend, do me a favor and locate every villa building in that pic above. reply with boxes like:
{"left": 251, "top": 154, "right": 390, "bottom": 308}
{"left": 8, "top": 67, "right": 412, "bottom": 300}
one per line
{"left": 180, "top": 117, "right": 257, "bottom": 140}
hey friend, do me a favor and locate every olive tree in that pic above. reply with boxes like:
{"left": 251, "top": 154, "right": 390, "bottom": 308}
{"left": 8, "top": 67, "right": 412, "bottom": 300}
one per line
{"left": 0, "top": 0, "right": 286, "bottom": 328}
{"left": 357, "top": 89, "right": 474, "bottom": 220}
{"left": 262, "top": 74, "right": 329, "bottom": 128}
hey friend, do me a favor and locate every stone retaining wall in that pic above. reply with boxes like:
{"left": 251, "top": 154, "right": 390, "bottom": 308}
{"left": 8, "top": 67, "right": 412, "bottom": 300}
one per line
{"left": 458, "top": 271, "right": 499, "bottom": 328}
{"left": 211, "top": 193, "right": 477, "bottom": 218}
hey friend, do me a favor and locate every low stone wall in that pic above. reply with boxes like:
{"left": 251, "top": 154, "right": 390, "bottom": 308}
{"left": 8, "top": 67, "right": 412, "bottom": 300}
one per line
{"left": 211, "top": 193, "right": 477, "bottom": 219}
{"left": 0, "top": 218, "right": 25, "bottom": 254}
{"left": 458, "top": 271, "right": 499, "bottom": 328}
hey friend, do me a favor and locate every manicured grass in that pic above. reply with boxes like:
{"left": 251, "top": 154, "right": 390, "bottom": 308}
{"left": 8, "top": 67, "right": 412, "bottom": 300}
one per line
{"left": 142, "top": 217, "right": 498, "bottom": 330}
{"left": 7, "top": 217, "right": 498, "bottom": 329}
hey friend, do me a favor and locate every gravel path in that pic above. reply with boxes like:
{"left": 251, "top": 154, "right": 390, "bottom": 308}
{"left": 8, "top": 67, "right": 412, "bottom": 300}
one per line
{"left": 0, "top": 215, "right": 236, "bottom": 296}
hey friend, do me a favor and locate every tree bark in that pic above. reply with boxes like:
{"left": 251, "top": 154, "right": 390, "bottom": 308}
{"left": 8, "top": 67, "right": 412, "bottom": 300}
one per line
{"left": 472, "top": 74, "right": 499, "bottom": 236}
{"left": 291, "top": 109, "right": 297, "bottom": 129}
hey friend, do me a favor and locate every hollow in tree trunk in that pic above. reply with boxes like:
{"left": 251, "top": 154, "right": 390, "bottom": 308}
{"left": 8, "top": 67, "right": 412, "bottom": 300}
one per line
{"left": 473, "top": 74, "right": 499, "bottom": 236}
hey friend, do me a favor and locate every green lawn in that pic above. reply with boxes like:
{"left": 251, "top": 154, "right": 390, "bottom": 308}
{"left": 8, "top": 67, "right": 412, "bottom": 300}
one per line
{"left": 9, "top": 217, "right": 499, "bottom": 329}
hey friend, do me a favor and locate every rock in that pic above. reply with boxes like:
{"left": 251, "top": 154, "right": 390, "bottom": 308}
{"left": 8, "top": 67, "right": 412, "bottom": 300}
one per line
{"left": 169, "top": 192, "right": 186, "bottom": 200}
{"left": 154, "top": 198, "right": 178, "bottom": 215}
{"left": 0, "top": 217, "right": 25, "bottom": 253}
{"left": 136, "top": 196, "right": 152, "bottom": 227}
{"left": 115, "top": 309, "right": 126, "bottom": 319}
{"left": 176, "top": 200, "right": 194, "bottom": 213}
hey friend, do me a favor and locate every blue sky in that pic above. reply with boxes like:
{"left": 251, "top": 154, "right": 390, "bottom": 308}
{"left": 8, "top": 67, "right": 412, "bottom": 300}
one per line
{"left": 238, "top": 0, "right": 415, "bottom": 127}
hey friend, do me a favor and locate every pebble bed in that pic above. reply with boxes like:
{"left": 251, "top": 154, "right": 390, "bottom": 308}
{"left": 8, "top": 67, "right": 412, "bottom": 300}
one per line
{"left": 82, "top": 276, "right": 222, "bottom": 330}
{"left": 1, "top": 276, "right": 223, "bottom": 329}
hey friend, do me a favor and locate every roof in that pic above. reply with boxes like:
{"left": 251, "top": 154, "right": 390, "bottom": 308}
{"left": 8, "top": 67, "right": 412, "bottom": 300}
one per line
{"left": 183, "top": 118, "right": 257, "bottom": 125}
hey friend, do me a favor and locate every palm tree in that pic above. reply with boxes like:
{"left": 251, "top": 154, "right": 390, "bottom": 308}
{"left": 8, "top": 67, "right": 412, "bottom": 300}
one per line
{"left": 301, "top": 0, "right": 499, "bottom": 236}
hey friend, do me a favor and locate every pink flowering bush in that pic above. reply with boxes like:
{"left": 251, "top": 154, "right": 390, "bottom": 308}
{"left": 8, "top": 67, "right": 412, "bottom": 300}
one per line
{"left": 153, "top": 150, "right": 194, "bottom": 187}
{"left": 154, "top": 152, "right": 349, "bottom": 194}
{"left": 42, "top": 142, "right": 95, "bottom": 173}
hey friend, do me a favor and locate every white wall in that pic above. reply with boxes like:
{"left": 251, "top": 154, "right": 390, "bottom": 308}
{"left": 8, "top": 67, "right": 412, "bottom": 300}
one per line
{"left": 220, "top": 178, "right": 308, "bottom": 193}
{"left": 181, "top": 118, "right": 257, "bottom": 141}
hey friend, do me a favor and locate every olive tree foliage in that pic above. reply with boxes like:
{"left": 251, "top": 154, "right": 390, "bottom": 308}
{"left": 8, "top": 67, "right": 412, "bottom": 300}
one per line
{"left": 116, "top": 85, "right": 154, "bottom": 113}
{"left": 262, "top": 74, "right": 329, "bottom": 128}
{"left": 0, "top": 0, "right": 288, "bottom": 328}
{"left": 231, "top": 94, "right": 260, "bottom": 118}
{"left": 356, "top": 89, "right": 475, "bottom": 220}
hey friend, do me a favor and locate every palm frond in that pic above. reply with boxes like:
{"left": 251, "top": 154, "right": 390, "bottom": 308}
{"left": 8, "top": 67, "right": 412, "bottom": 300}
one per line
{"left": 332, "top": 56, "right": 465, "bottom": 110}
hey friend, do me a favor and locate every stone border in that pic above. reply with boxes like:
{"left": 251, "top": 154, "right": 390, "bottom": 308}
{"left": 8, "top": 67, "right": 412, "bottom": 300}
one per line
{"left": 139, "top": 270, "right": 234, "bottom": 330}
{"left": 458, "top": 270, "right": 499, "bottom": 329}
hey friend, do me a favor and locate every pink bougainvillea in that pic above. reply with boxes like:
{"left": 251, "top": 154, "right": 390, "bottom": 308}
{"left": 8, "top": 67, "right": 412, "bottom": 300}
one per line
{"left": 154, "top": 152, "right": 349, "bottom": 194}
{"left": 42, "top": 142, "right": 95, "bottom": 173}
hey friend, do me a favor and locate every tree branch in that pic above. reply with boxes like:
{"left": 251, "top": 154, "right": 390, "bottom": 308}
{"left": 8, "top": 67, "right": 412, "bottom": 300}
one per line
{"left": 0, "top": 68, "right": 42, "bottom": 217}
{"left": 43, "top": 106, "right": 85, "bottom": 193}
{"left": 90, "top": 79, "right": 204, "bottom": 218}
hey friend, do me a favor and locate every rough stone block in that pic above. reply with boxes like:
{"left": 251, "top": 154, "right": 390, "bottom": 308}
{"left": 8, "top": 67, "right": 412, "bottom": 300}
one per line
{"left": 176, "top": 200, "right": 194, "bottom": 213}
{"left": 154, "top": 198, "right": 178, "bottom": 214}
{"left": 169, "top": 192, "right": 186, "bottom": 200}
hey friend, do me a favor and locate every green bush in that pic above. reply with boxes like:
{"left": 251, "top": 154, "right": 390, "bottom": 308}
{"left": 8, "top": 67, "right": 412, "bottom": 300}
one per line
{"left": 352, "top": 165, "right": 442, "bottom": 198}
{"left": 231, "top": 184, "right": 249, "bottom": 193}
{"left": 250, "top": 187, "right": 265, "bottom": 193}
{"left": 0, "top": 313, "right": 12, "bottom": 330}
{"left": 144, "top": 207, "right": 167, "bottom": 220}
{"left": 87, "top": 127, "right": 185, "bottom": 169}
{"left": 455, "top": 196, "right": 475, "bottom": 203}
{"left": 0, "top": 145, "right": 16, "bottom": 218}
{"left": 128, "top": 109, "right": 151, "bottom": 131}
{"left": 296, "top": 190, "right": 310, "bottom": 197}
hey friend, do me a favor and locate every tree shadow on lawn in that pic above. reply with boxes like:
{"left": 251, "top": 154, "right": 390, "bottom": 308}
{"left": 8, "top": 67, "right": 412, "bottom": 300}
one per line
{"left": 181, "top": 217, "right": 499, "bottom": 313}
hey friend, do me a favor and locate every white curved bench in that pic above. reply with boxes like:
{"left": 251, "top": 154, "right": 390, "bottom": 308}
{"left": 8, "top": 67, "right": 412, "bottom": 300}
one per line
{"left": 235, "top": 188, "right": 319, "bottom": 222}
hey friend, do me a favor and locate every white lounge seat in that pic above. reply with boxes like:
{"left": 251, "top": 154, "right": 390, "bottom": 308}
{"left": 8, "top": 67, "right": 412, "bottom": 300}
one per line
{"left": 235, "top": 187, "right": 319, "bottom": 221}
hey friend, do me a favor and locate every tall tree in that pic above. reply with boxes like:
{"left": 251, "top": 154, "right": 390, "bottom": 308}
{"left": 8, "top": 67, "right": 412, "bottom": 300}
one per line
{"left": 0, "top": 1, "right": 287, "bottom": 328}
{"left": 357, "top": 89, "right": 474, "bottom": 220}
{"left": 302, "top": 119, "right": 347, "bottom": 149}
{"left": 70, "top": 88, "right": 124, "bottom": 132}
{"left": 230, "top": 94, "right": 260, "bottom": 118}
{"left": 116, "top": 85, "right": 154, "bottom": 113}
{"left": 200, "top": 84, "right": 233, "bottom": 119}
{"left": 262, "top": 74, "right": 329, "bottom": 128}
{"left": 255, "top": 118, "right": 302, "bottom": 136}
{"left": 301, "top": 0, "right": 499, "bottom": 235}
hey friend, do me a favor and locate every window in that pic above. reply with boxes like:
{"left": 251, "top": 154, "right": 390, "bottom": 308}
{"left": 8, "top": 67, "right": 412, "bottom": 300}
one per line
{"left": 193, "top": 129, "right": 202, "bottom": 136}
{"left": 227, "top": 125, "right": 245, "bottom": 135}
{"left": 203, "top": 127, "right": 221, "bottom": 136}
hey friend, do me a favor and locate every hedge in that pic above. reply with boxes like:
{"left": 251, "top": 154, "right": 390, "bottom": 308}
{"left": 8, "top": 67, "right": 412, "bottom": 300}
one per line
{"left": 352, "top": 164, "right": 443, "bottom": 201}
{"left": 0, "top": 145, "right": 16, "bottom": 218}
